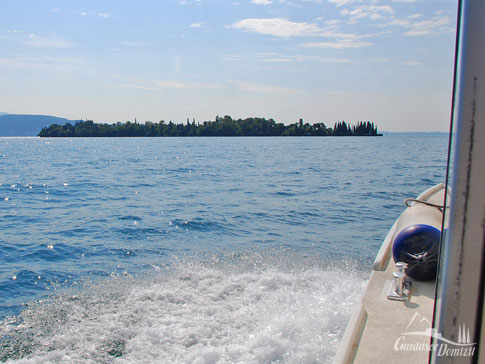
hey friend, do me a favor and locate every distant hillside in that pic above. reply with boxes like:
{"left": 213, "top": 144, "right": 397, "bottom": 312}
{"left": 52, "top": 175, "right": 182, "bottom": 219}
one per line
{"left": 0, "top": 114, "right": 74, "bottom": 136}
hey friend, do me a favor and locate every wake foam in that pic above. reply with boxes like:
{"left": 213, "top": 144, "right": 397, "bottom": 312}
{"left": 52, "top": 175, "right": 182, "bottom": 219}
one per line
{"left": 0, "top": 251, "right": 367, "bottom": 364}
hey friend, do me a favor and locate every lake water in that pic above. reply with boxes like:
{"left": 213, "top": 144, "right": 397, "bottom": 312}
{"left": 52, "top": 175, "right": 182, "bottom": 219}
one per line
{"left": 0, "top": 135, "right": 448, "bottom": 363}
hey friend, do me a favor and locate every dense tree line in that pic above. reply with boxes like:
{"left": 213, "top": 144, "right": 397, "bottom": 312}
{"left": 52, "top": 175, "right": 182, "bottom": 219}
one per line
{"left": 38, "top": 116, "right": 381, "bottom": 137}
{"left": 333, "top": 121, "right": 379, "bottom": 136}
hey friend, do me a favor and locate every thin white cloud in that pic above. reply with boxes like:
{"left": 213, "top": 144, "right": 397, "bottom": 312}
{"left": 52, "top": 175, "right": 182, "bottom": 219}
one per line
{"left": 340, "top": 5, "right": 394, "bottom": 22}
{"left": 227, "top": 79, "right": 303, "bottom": 94}
{"left": 328, "top": 0, "right": 356, "bottom": 7}
{"left": 24, "top": 34, "right": 72, "bottom": 48}
{"left": 118, "top": 84, "right": 156, "bottom": 91}
{"left": 404, "top": 17, "right": 452, "bottom": 36}
{"left": 189, "top": 22, "right": 203, "bottom": 28}
{"left": 220, "top": 54, "right": 245, "bottom": 61}
{"left": 390, "top": 18, "right": 410, "bottom": 27}
{"left": 117, "top": 80, "right": 223, "bottom": 90}
{"left": 328, "top": 0, "right": 376, "bottom": 7}
{"left": 79, "top": 11, "right": 110, "bottom": 18}
{"left": 157, "top": 80, "right": 222, "bottom": 89}
{"left": 316, "top": 90, "right": 368, "bottom": 96}
{"left": 232, "top": 17, "right": 368, "bottom": 41}
{"left": 252, "top": 0, "right": 272, "bottom": 4}
{"left": 325, "top": 19, "right": 341, "bottom": 27}
{"left": 233, "top": 18, "right": 322, "bottom": 37}
{"left": 178, "top": 0, "right": 205, "bottom": 4}
{"left": 302, "top": 40, "right": 372, "bottom": 48}
{"left": 221, "top": 52, "right": 352, "bottom": 63}
{"left": 153, "top": 81, "right": 187, "bottom": 88}
{"left": 0, "top": 55, "right": 86, "bottom": 72}
{"left": 249, "top": 52, "right": 306, "bottom": 62}
{"left": 221, "top": 51, "right": 392, "bottom": 65}
{"left": 390, "top": 15, "right": 452, "bottom": 36}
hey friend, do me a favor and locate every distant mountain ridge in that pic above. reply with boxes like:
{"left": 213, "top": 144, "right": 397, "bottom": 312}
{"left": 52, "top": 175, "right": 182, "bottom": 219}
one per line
{"left": 0, "top": 114, "right": 75, "bottom": 136}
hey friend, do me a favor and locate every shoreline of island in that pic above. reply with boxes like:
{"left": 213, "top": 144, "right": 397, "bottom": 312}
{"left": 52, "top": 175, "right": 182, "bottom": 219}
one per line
{"left": 38, "top": 116, "right": 383, "bottom": 137}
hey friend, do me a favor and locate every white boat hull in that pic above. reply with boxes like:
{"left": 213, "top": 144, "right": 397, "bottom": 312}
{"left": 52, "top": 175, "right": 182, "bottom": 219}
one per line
{"left": 334, "top": 184, "right": 448, "bottom": 364}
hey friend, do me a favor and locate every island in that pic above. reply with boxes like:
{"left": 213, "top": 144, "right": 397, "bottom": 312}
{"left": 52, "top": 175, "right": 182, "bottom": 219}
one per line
{"left": 38, "top": 116, "right": 382, "bottom": 137}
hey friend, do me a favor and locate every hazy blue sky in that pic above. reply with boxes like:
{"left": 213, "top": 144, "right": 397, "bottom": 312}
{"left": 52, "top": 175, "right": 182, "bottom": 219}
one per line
{"left": 0, "top": 0, "right": 458, "bottom": 131}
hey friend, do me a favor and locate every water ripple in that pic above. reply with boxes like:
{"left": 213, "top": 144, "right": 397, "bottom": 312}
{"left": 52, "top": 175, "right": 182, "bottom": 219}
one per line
{"left": 0, "top": 136, "right": 448, "bottom": 324}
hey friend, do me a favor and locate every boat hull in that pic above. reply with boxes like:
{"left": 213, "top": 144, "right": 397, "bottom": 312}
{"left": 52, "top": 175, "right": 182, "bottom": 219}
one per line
{"left": 334, "top": 184, "right": 448, "bottom": 364}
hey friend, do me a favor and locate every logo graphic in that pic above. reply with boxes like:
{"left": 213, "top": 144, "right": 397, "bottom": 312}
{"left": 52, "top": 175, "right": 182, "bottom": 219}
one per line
{"left": 394, "top": 313, "right": 476, "bottom": 357}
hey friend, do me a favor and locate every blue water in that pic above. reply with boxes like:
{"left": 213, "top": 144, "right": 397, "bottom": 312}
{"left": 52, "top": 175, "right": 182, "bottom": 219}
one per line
{"left": 0, "top": 135, "right": 447, "bottom": 363}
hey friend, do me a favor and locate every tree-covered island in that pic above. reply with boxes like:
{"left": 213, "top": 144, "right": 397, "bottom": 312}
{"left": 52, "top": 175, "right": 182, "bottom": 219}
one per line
{"left": 38, "top": 115, "right": 382, "bottom": 137}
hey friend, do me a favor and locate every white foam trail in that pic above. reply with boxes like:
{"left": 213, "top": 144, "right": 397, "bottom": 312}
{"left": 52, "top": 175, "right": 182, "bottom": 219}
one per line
{"left": 1, "top": 253, "right": 367, "bottom": 364}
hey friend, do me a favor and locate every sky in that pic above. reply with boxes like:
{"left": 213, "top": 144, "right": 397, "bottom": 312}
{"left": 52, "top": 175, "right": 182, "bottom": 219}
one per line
{"left": 0, "top": 0, "right": 458, "bottom": 131}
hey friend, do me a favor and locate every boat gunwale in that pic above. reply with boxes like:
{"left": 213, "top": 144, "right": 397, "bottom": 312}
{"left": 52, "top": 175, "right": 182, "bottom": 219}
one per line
{"left": 372, "top": 183, "right": 446, "bottom": 271}
{"left": 334, "top": 183, "right": 446, "bottom": 364}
